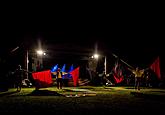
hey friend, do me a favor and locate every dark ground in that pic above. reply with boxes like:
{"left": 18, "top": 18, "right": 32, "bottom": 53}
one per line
{"left": 0, "top": 86, "right": 165, "bottom": 115}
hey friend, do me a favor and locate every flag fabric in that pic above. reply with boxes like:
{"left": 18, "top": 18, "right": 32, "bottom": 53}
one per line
{"left": 69, "top": 64, "right": 74, "bottom": 72}
{"left": 32, "top": 70, "right": 53, "bottom": 88}
{"left": 113, "top": 61, "right": 124, "bottom": 84}
{"left": 61, "top": 64, "right": 67, "bottom": 79}
{"left": 70, "top": 67, "right": 80, "bottom": 86}
{"left": 150, "top": 56, "right": 161, "bottom": 79}
{"left": 67, "top": 64, "right": 74, "bottom": 79}
{"left": 61, "top": 64, "right": 66, "bottom": 72}
{"left": 51, "top": 64, "right": 58, "bottom": 72}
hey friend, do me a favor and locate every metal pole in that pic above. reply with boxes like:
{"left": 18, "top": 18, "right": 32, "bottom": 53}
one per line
{"left": 104, "top": 56, "right": 107, "bottom": 75}
{"left": 26, "top": 50, "right": 29, "bottom": 79}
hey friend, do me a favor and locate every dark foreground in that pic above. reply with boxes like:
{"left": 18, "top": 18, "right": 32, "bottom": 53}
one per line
{"left": 0, "top": 86, "right": 165, "bottom": 115}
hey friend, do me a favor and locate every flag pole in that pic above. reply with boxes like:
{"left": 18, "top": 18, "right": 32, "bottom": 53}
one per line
{"left": 112, "top": 53, "right": 134, "bottom": 69}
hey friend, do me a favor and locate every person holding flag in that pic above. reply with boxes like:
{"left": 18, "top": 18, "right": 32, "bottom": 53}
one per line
{"left": 52, "top": 68, "right": 68, "bottom": 89}
{"left": 128, "top": 67, "right": 144, "bottom": 91}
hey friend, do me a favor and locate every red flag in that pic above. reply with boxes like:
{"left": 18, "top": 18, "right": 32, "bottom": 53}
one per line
{"left": 113, "top": 62, "right": 124, "bottom": 83}
{"left": 150, "top": 56, "right": 161, "bottom": 79}
{"left": 32, "top": 70, "right": 53, "bottom": 88}
{"left": 70, "top": 67, "right": 80, "bottom": 86}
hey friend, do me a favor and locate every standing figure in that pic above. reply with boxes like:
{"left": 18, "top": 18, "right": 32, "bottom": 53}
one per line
{"left": 145, "top": 71, "right": 151, "bottom": 87}
{"left": 14, "top": 65, "right": 24, "bottom": 92}
{"left": 52, "top": 68, "right": 68, "bottom": 89}
{"left": 102, "top": 71, "right": 107, "bottom": 85}
{"left": 128, "top": 67, "right": 144, "bottom": 90}
{"left": 56, "top": 68, "right": 63, "bottom": 89}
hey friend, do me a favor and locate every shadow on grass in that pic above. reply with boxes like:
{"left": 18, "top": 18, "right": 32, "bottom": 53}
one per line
{"left": 149, "top": 90, "right": 165, "bottom": 93}
{"left": 63, "top": 89, "right": 84, "bottom": 92}
{"left": 27, "top": 90, "right": 64, "bottom": 96}
{"left": 125, "top": 87, "right": 135, "bottom": 89}
{"left": 130, "top": 92, "right": 165, "bottom": 101}
{"left": 79, "top": 87, "right": 94, "bottom": 90}
{"left": 0, "top": 91, "right": 18, "bottom": 97}
{"left": 104, "top": 87, "right": 113, "bottom": 89}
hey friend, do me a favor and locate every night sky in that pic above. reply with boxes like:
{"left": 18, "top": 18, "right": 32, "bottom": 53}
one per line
{"left": 0, "top": 6, "right": 164, "bottom": 72}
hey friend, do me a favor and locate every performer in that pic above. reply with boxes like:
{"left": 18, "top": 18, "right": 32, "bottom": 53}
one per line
{"left": 14, "top": 65, "right": 24, "bottom": 91}
{"left": 128, "top": 67, "right": 144, "bottom": 90}
{"left": 52, "top": 68, "right": 67, "bottom": 89}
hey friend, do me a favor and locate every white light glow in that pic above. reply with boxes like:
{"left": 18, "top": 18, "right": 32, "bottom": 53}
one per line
{"left": 94, "top": 54, "right": 99, "bottom": 59}
{"left": 36, "top": 50, "right": 44, "bottom": 55}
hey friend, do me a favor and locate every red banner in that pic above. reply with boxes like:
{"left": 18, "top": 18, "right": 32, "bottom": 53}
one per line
{"left": 150, "top": 56, "right": 161, "bottom": 79}
{"left": 70, "top": 67, "right": 80, "bottom": 86}
{"left": 32, "top": 70, "right": 53, "bottom": 88}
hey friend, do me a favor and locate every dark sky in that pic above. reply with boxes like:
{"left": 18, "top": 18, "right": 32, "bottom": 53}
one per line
{"left": 1, "top": 27, "right": 163, "bottom": 69}
{"left": 0, "top": 6, "right": 164, "bottom": 71}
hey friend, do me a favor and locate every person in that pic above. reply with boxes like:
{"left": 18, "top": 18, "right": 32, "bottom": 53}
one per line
{"left": 126, "top": 73, "right": 132, "bottom": 86}
{"left": 51, "top": 68, "right": 68, "bottom": 89}
{"left": 14, "top": 65, "right": 24, "bottom": 92}
{"left": 128, "top": 67, "right": 144, "bottom": 90}
{"left": 56, "top": 68, "right": 63, "bottom": 89}
{"left": 145, "top": 71, "right": 151, "bottom": 87}
{"left": 102, "top": 71, "right": 106, "bottom": 85}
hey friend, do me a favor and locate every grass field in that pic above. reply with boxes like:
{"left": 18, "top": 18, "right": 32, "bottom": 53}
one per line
{"left": 0, "top": 86, "right": 165, "bottom": 114}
